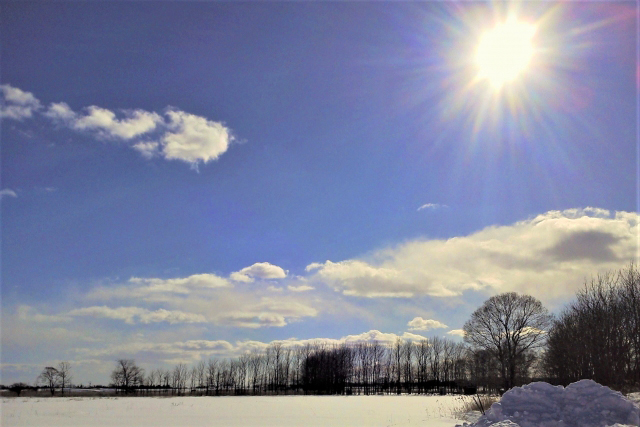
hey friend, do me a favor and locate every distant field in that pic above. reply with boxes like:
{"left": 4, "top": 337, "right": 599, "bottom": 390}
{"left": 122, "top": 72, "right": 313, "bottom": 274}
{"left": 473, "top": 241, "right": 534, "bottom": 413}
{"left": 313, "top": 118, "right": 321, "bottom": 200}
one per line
{"left": 1, "top": 395, "right": 471, "bottom": 427}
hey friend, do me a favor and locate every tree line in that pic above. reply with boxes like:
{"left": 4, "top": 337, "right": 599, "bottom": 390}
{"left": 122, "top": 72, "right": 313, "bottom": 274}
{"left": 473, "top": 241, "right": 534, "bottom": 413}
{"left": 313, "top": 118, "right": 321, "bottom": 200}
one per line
{"left": 543, "top": 264, "right": 640, "bottom": 391}
{"left": 110, "top": 336, "right": 478, "bottom": 396}
{"left": 15, "top": 264, "right": 640, "bottom": 397}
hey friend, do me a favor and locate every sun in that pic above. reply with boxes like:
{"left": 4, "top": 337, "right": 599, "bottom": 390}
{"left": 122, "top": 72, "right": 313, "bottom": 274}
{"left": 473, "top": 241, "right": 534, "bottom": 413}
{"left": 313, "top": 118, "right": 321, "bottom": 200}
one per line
{"left": 476, "top": 18, "right": 537, "bottom": 89}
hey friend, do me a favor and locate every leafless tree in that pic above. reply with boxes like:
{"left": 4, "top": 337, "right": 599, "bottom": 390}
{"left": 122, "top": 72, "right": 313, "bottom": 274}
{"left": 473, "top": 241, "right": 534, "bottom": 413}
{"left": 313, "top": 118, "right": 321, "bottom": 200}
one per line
{"left": 430, "top": 336, "right": 444, "bottom": 382}
{"left": 402, "top": 340, "right": 413, "bottom": 393}
{"left": 110, "top": 359, "right": 144, "bottom": 393}
{"left": 172, "top": 363, "right": 188, "bottom": 394}
{"left": 37, "top": 366, "right": 59, "bottom": 396}
{"left": 56, "top": 362, "right": 72, "bottom": 396}
{"left": 207, "top": 358, "right": 218, "bottom": 395}
{"left": 464, "top": 292, "right": 552, "bottom": 390}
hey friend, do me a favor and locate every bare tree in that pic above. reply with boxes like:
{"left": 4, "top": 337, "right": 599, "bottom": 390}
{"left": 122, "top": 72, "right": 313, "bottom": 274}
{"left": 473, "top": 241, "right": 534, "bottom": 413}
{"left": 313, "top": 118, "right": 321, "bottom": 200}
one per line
{"left": 110, "top": 359, "right": 144, "bottom": 393}
{"left": 56, "top": 362, "right": 72, "bottom": 396}
{"left": 196, "top": 360, "right": 206, "bottom": 392}
{"left": 207, "top": 358, "right": 218, "bottom": 395}
{"left": 37, "top": 366, "right": 59, "bottom": 396}
{"left": 464, "top": 292, "right": 552, "bottom": 390}
{"left": 172, "top": 363, "right": 188, "bottom": 394}
{"left": 430, "top": 336, "right": 443, "bottom": 382}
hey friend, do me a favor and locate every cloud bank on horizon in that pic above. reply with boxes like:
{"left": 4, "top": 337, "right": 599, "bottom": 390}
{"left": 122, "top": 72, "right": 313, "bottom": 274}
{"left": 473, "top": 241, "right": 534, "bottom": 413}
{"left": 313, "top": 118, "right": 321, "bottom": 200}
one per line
{"left": 305, "top": 208, "right": 637, "bottom": 301}
{"left": 1, "top": 84, "right": 235, "bottom": 167}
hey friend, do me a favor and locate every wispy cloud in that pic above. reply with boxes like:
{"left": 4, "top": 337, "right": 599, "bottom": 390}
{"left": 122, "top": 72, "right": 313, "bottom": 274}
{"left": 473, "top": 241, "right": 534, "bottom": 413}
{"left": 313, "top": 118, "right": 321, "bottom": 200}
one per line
{"left": 219, "top": 297, "right": 318, "bottom": 328}
{"left": 2, "top": 84, "right": 236, "bottom": 167}
{"left": 407, "top": 317, "right": 448, "bottom": 331}
{"left": 447, "top": 329, "right": 465, "bottom": 337}
{"left": 87, "top": 273, "right": 232, "bottom": 300}
{"left": 287, "top": 284, "right": 315, "bottom": 292}
{"left": 75, "top": 329, "right": 428, "bottom": 362}
{"left": 79, "top": 268, "right": 318, "bottom": 329}
{"left": 67, "top": 306, "right": 207, "bottom": 325}
{"left": 417, "top": 203, "right": 448, "bottom": 211}
{"left": 0, "top": 188, "right": 17, "bottom": 199}
{"left": 306, "top": 208, "right": 638, "bottom": 302}
{"left": 0, "top": 85, "right": 41, "bottom": 120}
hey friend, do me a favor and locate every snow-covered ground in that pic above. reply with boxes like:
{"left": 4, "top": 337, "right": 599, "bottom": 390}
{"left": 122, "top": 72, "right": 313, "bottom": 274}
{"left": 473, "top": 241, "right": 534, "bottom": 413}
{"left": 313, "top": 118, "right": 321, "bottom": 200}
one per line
{"left": 3, "top": 381, "right": 639, "bottom": 427}
{"left": 1, "top": 394, "right": 469, "bottom": 427}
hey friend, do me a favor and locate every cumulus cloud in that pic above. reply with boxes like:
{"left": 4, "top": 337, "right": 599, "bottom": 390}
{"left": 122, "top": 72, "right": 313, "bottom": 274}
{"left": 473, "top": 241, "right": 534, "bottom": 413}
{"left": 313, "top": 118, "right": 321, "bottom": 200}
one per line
{"left": 5, "top": 84, "right": 237, "bottom": 167}
{"left": 0, "top": 84, "right": 41, "bottom": 119}
{"left": 306, "top": 208, "right": 638, "bottom": 302}
{"left": 160, "top": 110, "right": 233, "bottom": 164}
{"left": 0, "top": 189, "right": 17, "bottom": 199}
{"left": 447, "top": 329, "right": 465, "bottom": 337}
{"left": 67, "top": 306, "right": 206, "bottom": 325}
{"left": 418, "top": 203, "right": 448, "bottom": 211}
{"left": 407, "top": 317, "right": 448, "bottom": 331}
{"left": 230, "top": 262, "right": 288, "bottom": 283}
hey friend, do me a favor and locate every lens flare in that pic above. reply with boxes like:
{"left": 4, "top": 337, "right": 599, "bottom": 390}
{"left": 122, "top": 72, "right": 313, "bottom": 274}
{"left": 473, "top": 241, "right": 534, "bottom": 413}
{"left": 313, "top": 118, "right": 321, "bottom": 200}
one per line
{"left": 476, "top": 18, "right": 537, "bottom": 89}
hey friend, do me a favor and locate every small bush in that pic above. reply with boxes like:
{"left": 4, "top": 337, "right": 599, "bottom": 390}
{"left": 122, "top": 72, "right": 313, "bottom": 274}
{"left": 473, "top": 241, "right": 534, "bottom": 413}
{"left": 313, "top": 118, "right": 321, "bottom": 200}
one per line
{"left": 458, "top": 394, "right": 499, "bottom": 415}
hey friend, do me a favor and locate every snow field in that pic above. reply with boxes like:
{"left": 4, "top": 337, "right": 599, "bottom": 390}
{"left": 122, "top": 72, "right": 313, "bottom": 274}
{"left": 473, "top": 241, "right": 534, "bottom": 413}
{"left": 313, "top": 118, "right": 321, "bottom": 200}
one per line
{"left": 1, "top": 394, "right": 469, "bottom": 427}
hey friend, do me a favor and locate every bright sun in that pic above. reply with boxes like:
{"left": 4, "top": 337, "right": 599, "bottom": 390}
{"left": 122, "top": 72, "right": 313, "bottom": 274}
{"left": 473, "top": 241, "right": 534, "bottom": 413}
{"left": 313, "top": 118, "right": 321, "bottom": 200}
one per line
{"left": 476, "top": 18, "right": 537, "bottom": 89}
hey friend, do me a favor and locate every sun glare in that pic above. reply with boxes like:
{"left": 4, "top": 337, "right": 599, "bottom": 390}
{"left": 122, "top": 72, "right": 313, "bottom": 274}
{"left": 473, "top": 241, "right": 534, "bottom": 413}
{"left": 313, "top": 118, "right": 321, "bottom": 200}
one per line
{"left": 476, "top": 18, "right": 537, "bottom": 89}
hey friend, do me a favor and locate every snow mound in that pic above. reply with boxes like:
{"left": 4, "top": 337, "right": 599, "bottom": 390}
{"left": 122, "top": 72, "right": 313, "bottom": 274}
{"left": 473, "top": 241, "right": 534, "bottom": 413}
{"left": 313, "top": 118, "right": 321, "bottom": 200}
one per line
{"left": 459, "top": 380, "right": 640, "bottom": 427}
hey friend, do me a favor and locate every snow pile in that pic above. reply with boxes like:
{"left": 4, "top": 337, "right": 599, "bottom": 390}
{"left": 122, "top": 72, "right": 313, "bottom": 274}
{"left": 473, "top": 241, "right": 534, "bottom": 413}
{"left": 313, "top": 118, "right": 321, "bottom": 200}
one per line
{"left": 459, "top": 380, "right": 640, "bottom": 427}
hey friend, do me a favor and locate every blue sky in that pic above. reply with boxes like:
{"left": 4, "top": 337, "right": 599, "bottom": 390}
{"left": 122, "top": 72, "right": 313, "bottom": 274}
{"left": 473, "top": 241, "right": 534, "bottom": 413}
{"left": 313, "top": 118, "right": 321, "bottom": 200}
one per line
{"left": 1, "top": 1, "right": 637, "bottom": 385}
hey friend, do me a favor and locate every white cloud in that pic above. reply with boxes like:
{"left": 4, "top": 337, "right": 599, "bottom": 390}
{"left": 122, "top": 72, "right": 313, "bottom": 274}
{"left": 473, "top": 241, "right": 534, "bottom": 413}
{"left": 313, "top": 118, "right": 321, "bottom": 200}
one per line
{"left": 44, "top": 102, "right": 76, "bottom": 121}
{"left": 220, "top": 297, "right": 318, "bottom": 328}
{"left": 306, "top": 260, "right": 413, "bottom": 298}
{"left": 305, "top": 262, "right": 325, "bottom": 272}
{"left": 418, "top": 203, "right": 448, "bottom": 211}
{"left": 229, "top": 330, "right": 430, "bottom": 357}
{"left": 0, "top": 84, "right": 41, "bottom": 119}
{"left": 6, "top": 85, "right": 237, "bottom": 167}
{"left": 447, "top": 329, "right": 465, "bottom": 337}
{"left": 222, "top": 312, "right": 288, "bottom": 329}
{"left": 131, "top": 141, "right": 160, "bottom": 159}
{"left": 17, "top": 305, "right": 71, "bottom": 323}
{"left": 76, "top": 329, "right": 428, "bottom": 363}
{"left": 306, "top": 208, "right": 639, "bottom": 302}
{"left": 160, "top": 110, "right": 234, "bottom": 165}
{"left": 340, "top": 330, "right": 427, "bottom": 345}
{"left": 70, "top": 106, "right": 162, "bottom": 139}
{"left": 78, "top": 339, "right": 234, "bottom": 360}
{"left": 129, "top": 273, "right": 232, "bottom": 293}
{"left": 407, "top": 317, "right": 448, "bottom": 331}
{"left": 287, "top": 284, "right": 315, "bottom": 292}
{"left": 230, "top": 262, "right": 288, "bottom": 283}
{"left": 0, "top": 189, "right": 17, "bottom": 199}
{"left": 88, "top": 273, "right": 232, "bottom": 301}
{"left": 67, "top": 306, "right": 206, "bottom": 325}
